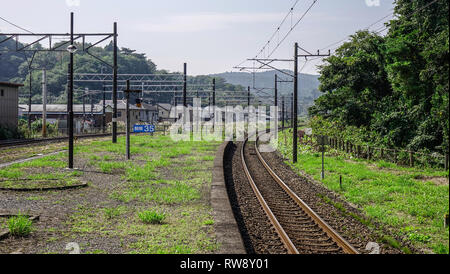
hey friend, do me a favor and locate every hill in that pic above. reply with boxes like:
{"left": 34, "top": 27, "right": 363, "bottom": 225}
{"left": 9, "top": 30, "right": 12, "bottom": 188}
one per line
{"left": 210, "top": 70, "right": 321, "bottom": 114}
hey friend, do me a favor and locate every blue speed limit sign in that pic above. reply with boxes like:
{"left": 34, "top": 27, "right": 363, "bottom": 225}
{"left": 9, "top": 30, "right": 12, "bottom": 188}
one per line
{"left": 133, "top": 125, "right": 155, "bottom": 133}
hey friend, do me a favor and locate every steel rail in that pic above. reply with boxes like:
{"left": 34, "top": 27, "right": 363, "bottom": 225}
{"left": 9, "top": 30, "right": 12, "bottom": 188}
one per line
{"left": 241, "top": 134, "right": 299, "bottom": 254}
{"left": 254, "top": 133, "right": 359, "bottom": 254}
{"left": 0, "top": 132, "right": 125, "bottom": 148}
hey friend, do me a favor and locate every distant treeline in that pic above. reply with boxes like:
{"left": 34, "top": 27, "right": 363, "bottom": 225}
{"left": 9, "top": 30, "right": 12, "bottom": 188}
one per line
{"left": 0, "top": 38, "right": 244, "bottom": 105}
{"left": 309, "top": 0, "right": 449, "bottom": 154}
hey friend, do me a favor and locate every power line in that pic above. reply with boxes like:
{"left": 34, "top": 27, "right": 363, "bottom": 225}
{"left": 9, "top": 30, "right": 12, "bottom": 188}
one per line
{"left": 0, "top": 15, "right": 34, "bottom": 34}
{"left": 319, "top": 10, "right": 394, "bottom": 52}
{"left": 255, "top": 0, "right": 301, "bottom": 59}
{"left": 320, "top": 0, "right": 441, "bottom": 53}
{"left": 234, "top": 0, "right": 318, "bottom": 69}
{"left": 269, "top": 0, "right": 318, "bottom": 57}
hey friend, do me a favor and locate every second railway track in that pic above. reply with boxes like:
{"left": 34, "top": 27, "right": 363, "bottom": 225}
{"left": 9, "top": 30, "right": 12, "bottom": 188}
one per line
{"left": 241, "top": 132, "right": 359, "bottom": 254}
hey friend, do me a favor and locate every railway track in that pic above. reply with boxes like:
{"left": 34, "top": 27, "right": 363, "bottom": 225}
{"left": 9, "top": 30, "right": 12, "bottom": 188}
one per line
{"left": 0, "top": 132, "right": 125, "bottom": 149}
{"left": 240, "top": 132, "right": 359, "bottom": 254}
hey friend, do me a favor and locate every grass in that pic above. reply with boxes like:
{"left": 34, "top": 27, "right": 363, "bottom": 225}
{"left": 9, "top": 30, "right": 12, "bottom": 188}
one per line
{"left": 1, "top": 132, "right": 220, "bottom": 254}
{"left": 98, "top": 161, "right": 127, "bottom": 174}
{"left": 60, "top": 133, "right": 220, "bottom": 254}
{"left": 8, "top": 213, "right": 33, "bottom": 236}
{"left": 138, "top": 210, "right": 166, "bottom": 224}
{"left": 103, "top": 206, "right": 126, "bottom": 220}
{"left": 277, "top": 130, "right": 449, "bottom": 254}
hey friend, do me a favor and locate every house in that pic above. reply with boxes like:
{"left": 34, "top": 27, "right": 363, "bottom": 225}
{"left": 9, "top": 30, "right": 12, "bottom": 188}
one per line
{"left": 0, "top": 81, "right": 23, "bottom": 131}
{"left": 157, "top": 103, "right": 175, "bottom": 122}
{"left": 19, "top": 104, "right": 109, "bottom": 133}
{"left": 100, "top": 100, "right": 158, "bottom": 125}
{"left": 19, "top": 100, "right": 159, "bottom": 133}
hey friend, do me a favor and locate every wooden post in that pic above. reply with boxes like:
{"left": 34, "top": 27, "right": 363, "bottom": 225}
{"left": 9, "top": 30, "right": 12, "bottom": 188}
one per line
{"left": 367, "top": 146, "right": 371, "bottom": 161}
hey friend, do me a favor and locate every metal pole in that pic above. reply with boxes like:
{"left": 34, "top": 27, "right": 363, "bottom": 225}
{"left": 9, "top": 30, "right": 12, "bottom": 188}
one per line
{"left": 126, "top": 80, "right": 130, "bottom": 160}
{"left": 274, "top": 74, "right": 278, "bottom": 108}
{"left": 212, "top": 78, "right": 216, "bottom": 129}
{"left": 83, "top": 88, "right": 86, "bottom": 119}
{"left": 90, "top": 91, "right": 94, "bottom": 118}
{"left": 68, "top": 12, "right": 74, "bottom": 169}
{"left": 274, "top": 74, "right": 278, "bottom": 129}
{"left": 42, "top": 69, "right": 47, "bottom": 138}
{"left": 112, "top": 22, "right": 118, "bottom": 143}
{"left": 282, "top": 96, "right": 285, "bottom": 131}
{"left": 293, "top": 43, "right": 298, "bottom": 163}
{"left": 247, "top": 86, "right": 250, "bottom": 107}
{"left": 28, "top": 71, "right": 32, "bottom": 133}
{"left": 102, "top": 81, "right": 106, "bottom": 133}
{"left": 183, "top": 63, "right": 187, "bottom": 108}
{"left": 183, "top": 63, "right": 187, "bottom": 131}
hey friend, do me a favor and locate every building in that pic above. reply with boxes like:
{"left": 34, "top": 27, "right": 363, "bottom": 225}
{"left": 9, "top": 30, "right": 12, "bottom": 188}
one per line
{"left": 19, "top": 104, "right": 109, "bottom": 133}
{"left": 157, "top": 103, "right": 175, "bottom": 123}
{"left": 19, "top": 100, "right": 159, "bottom": 133}
{"left": 0, "top": 81, "right": 23, "bottom": 130}
{"left": 101, "top": 100, "right": 159, "bottom": 125}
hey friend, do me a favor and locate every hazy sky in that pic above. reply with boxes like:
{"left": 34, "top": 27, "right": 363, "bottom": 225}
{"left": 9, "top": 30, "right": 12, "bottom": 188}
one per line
{"left": 0, "top": 0, "right": 395, "bottom": 75}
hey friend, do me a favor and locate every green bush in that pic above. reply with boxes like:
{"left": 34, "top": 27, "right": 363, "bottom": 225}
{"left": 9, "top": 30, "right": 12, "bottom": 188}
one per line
{"left": 0, "top": 124, "right": 24, "bottom": 140}
{"left": 137, "top": 210, "right": 166, "bottom": 224}
{"left": 8, "top": 214, "right": 33, "bottom": 236}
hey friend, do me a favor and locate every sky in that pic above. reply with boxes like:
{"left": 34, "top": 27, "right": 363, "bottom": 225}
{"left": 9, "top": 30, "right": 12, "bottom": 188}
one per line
{"left": 0, "top": 0, "right": 395, "bottom": 75}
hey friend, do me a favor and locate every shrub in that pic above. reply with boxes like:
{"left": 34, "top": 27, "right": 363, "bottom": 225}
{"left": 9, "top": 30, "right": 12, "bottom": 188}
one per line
{"left": 0, "top": 124, "right": 24, "bottom": 140}
{"left": 137, "top": 210, "right": 166, "bottom": 224}
{"left": 8, "top": 213, "right": 32, "bottom": 236}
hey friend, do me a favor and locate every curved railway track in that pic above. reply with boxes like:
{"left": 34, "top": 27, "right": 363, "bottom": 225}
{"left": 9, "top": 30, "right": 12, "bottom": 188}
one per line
{"left": 240, "top": 132, "right": 359, "bottom": 254}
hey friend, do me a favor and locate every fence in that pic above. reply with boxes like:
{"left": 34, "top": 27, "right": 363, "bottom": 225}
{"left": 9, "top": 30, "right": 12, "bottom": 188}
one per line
{"left": 324, "top": 137, "right": 449, "bottom": 170}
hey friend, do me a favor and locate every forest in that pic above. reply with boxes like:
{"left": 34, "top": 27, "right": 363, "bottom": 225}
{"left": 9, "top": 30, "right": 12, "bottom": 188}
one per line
{"left": 0, "top": 39, "right": 244, "bottom": 105}
{"left": 309, "top": 0, "right": 449, "bottom": 155}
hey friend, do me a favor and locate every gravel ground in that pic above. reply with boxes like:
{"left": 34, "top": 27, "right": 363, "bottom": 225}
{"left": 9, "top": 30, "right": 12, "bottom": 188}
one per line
{"left": 224, "top": 142, "right": 287, "bottom": 254}
{"left": 224, "top": 138, "right": 417, "bottom": 254}
{"left": 260, "top": 146, "right": 417, "bottom": 254}
{"left": 0, "top": 155, "right": 135, "bottom": 254}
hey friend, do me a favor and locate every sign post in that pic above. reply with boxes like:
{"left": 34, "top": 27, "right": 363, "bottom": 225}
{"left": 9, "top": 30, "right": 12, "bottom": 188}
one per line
{"left": 133, "top": 125, "right": 155, "bottom": 134}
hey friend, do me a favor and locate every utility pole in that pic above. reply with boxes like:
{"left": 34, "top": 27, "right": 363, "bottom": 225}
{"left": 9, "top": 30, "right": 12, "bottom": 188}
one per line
{"left": 212, "top": 78, "right": 216, "bottom": 129}
{"left": 112, "top": 22, "right": 118, "bottom": 143}
{"left": 247, "top": 86, "right": 250, "bottom": 108}
{"left": 41, "top": 69, "right": 47, "bottom": 138}
{"left": 293, "top": 45, "right": 330, "bottom": 163}
{"left": 183, "top": 63, "right": 187, "bottom": 131}
{"left": 183, "top": 63, "right": 187, "bottom": 108}
{"left": 274, "top": 74, "right": 278, "bottom": 129}
{"left": 90, "top": 89, "right": 94, "bottom": 130}
{"left": 28, "top": 71, "right": 32, "bottom": 133}
{"left": 293, "top": 43, "right": 298, "bottom": 163}
{"left": 274, "top": 74, "right": 278, "bottom": 109}
{"left": 124, "top": 80, "right": 141, "bottom": 160}
{"left": 67, "top": 12, "right": 76, "bottom": 169}
{"left": 282, "top": 96, "right": 285, "bottom": 131}
{"left": 102, "top": 81, "right": 106, "bottom": 133}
